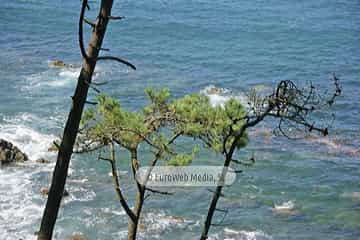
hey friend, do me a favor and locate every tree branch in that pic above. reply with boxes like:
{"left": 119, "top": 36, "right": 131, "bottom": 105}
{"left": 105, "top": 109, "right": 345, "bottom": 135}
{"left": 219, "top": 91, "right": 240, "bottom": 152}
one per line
{"left": 106, "top": 142, "right": 137, "bottom": 222}
{"left": 145, "top": 187, "right": 174, "bottom": 195}
{"left": 108, "top": 16, "right": 125, "bottom": 20}
{"left": 97, "top": 56, "right": 136, "bottom": 70}
{"left": 83, "top": 18, "right": 95, "bottom": 28}
{"left": 79, "top": 0, "right": 91, "bottom": 61}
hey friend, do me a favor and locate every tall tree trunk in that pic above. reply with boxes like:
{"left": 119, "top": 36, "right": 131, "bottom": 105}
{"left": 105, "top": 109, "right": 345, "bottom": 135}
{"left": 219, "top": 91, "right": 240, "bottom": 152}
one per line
{"left": 127, "top": 189, "right": 145, "bottom": 240}
{"left": 127, "top": 149, "right": 145, "bottom": 240}
{"left": 200, "top": 154, "right": 232, "bottom": 240}
{"left": 37, "top": 1, "right": 114, "bottom": 239}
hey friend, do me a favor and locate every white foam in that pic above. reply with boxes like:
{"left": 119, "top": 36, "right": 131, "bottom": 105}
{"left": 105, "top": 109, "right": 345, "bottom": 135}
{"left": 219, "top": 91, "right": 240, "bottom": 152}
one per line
{"left": 25, "top": 67, "right": 73, "bottom": 89}
{"left": 273, "top": 200, "right": 295, "bottom": 211}
{"left": 58, "top": 68, "right": 80, "bottom": 78}
{"left": 224, "top": 228, "right": 272, "bottom": 240}
{"left": 271, "top": 200, "right": 299, "bottom": 216}
{"left": 138, "top": 212, "right": 197, "bottom": 237}
{"left": 46, "top": 67, "right": 84, "bottom": 87}
{"left": 0, "top": 123, "right": 56, "bottom": 161}
{"left": 102, "top": 207, "right": 125, "bottom": 216}
{"left": 209, "top": 228, "right": 272, "bottom": 240}
{"left": 0, "top": 116, "right": 60, "bottom": 239}
{"left": 340, "top": 192, "right": 360, "bottom": 201}
{"left": 108, "top": 170, "right": 128, "bottom": 177}
{"left": 200, "top": 85, "right": 249, "bottom": 108}
{"left": 47, "top": 67, "right": 80, "bottom": 88}
{"left": 0, "top": 165, "right": 45, "bottom": 240}
{"left": 63, "top": 186, "right": 97, "bottom": 204}
{"left": 24, "top": 62, "right": 106, "bottom": 91}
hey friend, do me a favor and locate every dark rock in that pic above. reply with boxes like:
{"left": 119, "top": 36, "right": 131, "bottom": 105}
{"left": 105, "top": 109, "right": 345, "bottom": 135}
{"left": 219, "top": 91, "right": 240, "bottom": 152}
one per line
{"left": 0, "top": 139, "right": 28, "bottom": 165}
{"left": 63, "top": 189, "right": 70, "bottom": 197}
{"left": 36, "top": 158, "right": 51, "bottom": 164}
{"left": 49, "top": 60, "right": 75, "bottom": 69}
{"left": 40, "top": 187, "right": 49, "bottom": 196}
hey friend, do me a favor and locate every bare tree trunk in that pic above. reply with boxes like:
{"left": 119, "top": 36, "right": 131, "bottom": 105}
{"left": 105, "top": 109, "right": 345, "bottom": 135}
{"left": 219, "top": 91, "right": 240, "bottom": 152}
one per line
{"left": 108, "top": 141, "right": 137, "bottom": 221}
{"left": 127, "top": 149, "right": 145, "bottom": 240}
{"left": 127, "top": 189, "right": 145, "bottom": 240}
{"left": 200, "top": 154, "right": 232, "bottom": 240}
{"left": 37, "top": 1, "right": 114, "bottom": 239}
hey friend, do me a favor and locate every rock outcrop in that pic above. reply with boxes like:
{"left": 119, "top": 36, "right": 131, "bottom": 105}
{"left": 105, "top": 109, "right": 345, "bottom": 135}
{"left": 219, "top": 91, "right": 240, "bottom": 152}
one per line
{"left": 36, "top": 158, "right": 51, "bottom": 164}
{"left": 0, "top": 139, "right": 29, "bottom": 165}
{"left": 49, "top": 60, "right": 75, "bottom": 69}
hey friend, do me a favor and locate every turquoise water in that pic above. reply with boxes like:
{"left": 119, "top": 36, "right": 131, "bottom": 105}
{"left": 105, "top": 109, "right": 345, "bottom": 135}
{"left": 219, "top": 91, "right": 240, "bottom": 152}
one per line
{"left": 0, "top": 0, "right": 359, "bottom": 239}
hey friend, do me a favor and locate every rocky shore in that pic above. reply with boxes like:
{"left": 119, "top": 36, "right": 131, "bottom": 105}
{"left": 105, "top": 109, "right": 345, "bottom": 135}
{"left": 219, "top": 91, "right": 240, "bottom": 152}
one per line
{"left": 0, "top": 139, "right": 29, "bottom": 165}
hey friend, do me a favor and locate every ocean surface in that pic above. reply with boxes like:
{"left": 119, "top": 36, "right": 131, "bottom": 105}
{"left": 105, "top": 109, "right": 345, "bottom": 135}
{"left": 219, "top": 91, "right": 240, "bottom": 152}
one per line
{"left": 0, "top": 0, "right": 359, "bottom": 239}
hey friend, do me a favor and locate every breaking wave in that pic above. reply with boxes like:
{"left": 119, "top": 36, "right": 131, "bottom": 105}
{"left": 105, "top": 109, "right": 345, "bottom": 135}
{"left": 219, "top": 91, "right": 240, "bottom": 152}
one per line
{"left": 209, "top": 228, "right": 272, "bottom": 240}
{"left": 200, "top": 85, "right": 249, "bottom": 108}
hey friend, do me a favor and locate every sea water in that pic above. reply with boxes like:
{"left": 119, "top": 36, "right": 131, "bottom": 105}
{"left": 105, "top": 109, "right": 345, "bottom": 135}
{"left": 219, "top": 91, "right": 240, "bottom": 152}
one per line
{"left": 0, "top": 0, "right": 359, "bottom": 239}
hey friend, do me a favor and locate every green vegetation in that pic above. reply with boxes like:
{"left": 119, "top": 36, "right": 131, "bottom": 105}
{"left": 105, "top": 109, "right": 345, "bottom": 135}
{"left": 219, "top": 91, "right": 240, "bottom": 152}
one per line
{"left": 75, "top": 76, "right": 341, "bottom": 240}
{"left": 78, "top": 88, "right": 249, "bottom": 164}
{"left": 76, "top": 88, "right": 250, "bottom": 240}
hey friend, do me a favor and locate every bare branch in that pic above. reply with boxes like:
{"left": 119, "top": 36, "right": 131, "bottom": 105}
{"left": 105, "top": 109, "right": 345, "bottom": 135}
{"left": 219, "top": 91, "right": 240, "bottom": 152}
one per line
{"left": 92, "top": 81, "right": 109, "bottom": 86}
{"left": 52, "top": 141, "right": 60, "bottom": 150}
{"left": 145, "top": 187, "right": 174, "bottom": 195}
{"left": 85, "top": 100, "right": 97, "bottom": 105}
{"left": 79, "top": 0, "right": 91, "bottom": 61}
{"left": 105, "top": 143, "right": 137, "bottom": 222}
{"left": 144, "top": 193, "right": 151, "bottom": 201}
{"left": 84, "top": 80, "right": 101, "bottom": 93}
{"left": 327, "top": 73, "right": 342, "bottom": 106}
{"left": 215, "top": 208, "right": 228, "bottom": 213}
{"left": 90, "top": 43, "right": 110, "bottom": 52}
{"left": 201, "top": 77, "right": 342, "bottom": 239}
{"left": 108, "top": 16, "right": 125, "bottom": 20}
{"left": 231, "top": 157, "right": 255, "bottom": 167}
{"left": 83, "top": 18, "right": 95, "bottom": 28}
{"left": 85, "top": 1, "right": 90, "bottom": 10}
{"left": 73, "top": 143, "right": 104, "bottom": 153}
{"left": 97, "top": 56, "right": 136, "bottom": 70}
{"left": 207, "top": 188, "right": 225, "bottom": 197}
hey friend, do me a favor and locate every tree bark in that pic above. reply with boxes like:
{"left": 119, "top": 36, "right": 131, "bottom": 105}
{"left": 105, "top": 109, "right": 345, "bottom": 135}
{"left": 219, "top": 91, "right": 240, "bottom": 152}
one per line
{"left": 109, "top": 141, "right": 137, "bottom": 222}
{"left": 200, "top": 154, "right": 232, "bottom": 240}
{"left": 127, "top": 149, "right": 145, "bottom": 240}
{"left": 127, "top": 189, "right": 145, "bottom": 240}
{"left": 37, "top": 1, "right": 114, "bottom": 239}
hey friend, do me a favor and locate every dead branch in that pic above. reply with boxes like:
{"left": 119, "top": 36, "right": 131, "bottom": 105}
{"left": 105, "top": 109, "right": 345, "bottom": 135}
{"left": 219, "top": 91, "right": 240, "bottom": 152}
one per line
{"left": 97, "top": 56, "right": 136, "bottom": 70}
{"left": 145, "top": 187, "right": 174, "bottom": 195}
{"left": 84, "top": 80, "right": 101, "bottom": 93}
{"left": 83, "top": 18, "right": 95, "bottom": 28}
{"left": 231, "top": 157, "right": 254, "bottom": 167}
{"left": 79, "top": 0, "right": 90, "bottom": 61}
{"left": 73, "top": 143, "right": 104, "bottom": 153}
{"left": 108, "top": 16, "right": 125, "bottom": 20}
{"left": 85, "top": 100, "right": 97, "bottom": 105}
{"left": 201, "top": 76, "right": 342, "bottom": 239}
{"left": 103, "top": 143, "right": 137, "bottom": 222}
{"left": 92, "top": 81, "right": 109, "bottom": 86}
